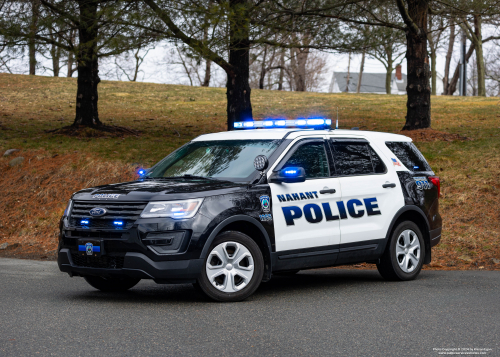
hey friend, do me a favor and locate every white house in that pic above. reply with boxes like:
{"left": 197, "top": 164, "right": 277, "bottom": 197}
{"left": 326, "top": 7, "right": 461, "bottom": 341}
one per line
{"left": 329, "top": 65, "right": 443, "bottom": 95}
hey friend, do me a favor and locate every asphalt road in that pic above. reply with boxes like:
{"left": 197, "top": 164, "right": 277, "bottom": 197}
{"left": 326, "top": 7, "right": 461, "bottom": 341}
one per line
{"left": 0, "top": 258, "right": 498, "bottom": 357}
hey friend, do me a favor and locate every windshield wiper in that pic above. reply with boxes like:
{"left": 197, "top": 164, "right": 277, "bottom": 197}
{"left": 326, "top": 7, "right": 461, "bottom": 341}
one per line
{"left": 179, "top": 174, "right": 221, "bottom": 181}
{"left": 144, "top": 175, "right": 221, "bottom": 181}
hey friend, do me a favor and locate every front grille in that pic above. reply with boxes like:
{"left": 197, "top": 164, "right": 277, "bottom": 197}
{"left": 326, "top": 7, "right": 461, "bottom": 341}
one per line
{"left": 66, "top": 230, "right": 124, "bottom": 239}
{"left": 71, "top": 254, "right": 124, "bottom": 269}
{"left": 70, "top": 201, "right": 147, "bottom": 230}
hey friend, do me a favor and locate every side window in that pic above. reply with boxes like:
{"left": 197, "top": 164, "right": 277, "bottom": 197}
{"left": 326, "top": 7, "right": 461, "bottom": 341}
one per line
{"left": 367, "top": 145, "right": 387, "bottom": 173}
{"left": 282, "top": 142, "right": 329, "bottom": 178}
{"left": 331, "top": 143, "right": 373, "bottom": 175}
{"left": 385, "top": 141, "right": 432, "bottom": 172}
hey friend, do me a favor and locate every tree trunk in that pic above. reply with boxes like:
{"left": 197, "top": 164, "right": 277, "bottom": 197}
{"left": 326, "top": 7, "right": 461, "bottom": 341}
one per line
{"left": 385, "top": 51, "right": 393, "bottom": 94}
{"left": 473, "top": 15, "right": 485, "bottom": 97}
{"left": 67, "top": 51, "right": 75, "bottom": 77}
{"left": 202, "top": 60, "right": 211, "bottom": 86}
{"left": 427, "top": 15, "right": 438, "bottom": 95}
{"left": 67, "top": 29, "right": 76, "bottom": 78}
{"left": 28, "top": 0, "right": 40, "bottom": 75}
{"left": 294, "top": 48, "right": 309, "bottom": 91}
{"left": 226, "top": 0, "right": 252, "bottom": 130}
{"left": 73, "top": 0, "right": 101, "bottom": 128}
{"left": 430, "top": 48, "right": 436, "bottom": 95}
{"left": 443, "top": 19, "right": 455, "bottom": 95}
{"left": 401, "top": 0, "right": 431, "bottom": 130}
{"left": 385, "top": 67, "right": 392, "bottom": 94}
{"left": 50, "top": 34, "right": 61, "bottom": 77}
{"left": 357, "top": 50, "right": 365, "bottom": 93}
{"left": 448, "top": 43, "right": 474, "bottom": 95}
{"left": 259, "top": 45, "right": 268, "bottom": 89}
{"left": 201, "top": 25, "right": 211, "bottom": 87}
{"left": 278, "top": 49, "right": 284, "bottom": 90}
{"left": 345, "top": 52, "right": 351, "bottom": 92}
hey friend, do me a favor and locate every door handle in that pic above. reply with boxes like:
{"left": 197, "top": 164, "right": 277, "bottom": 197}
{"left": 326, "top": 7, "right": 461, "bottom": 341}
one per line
{"left": 320, "top": 189, "right": 336, "bottom": 194}
{"left": 382, "top": 183, "right": 396, "bottom": 188}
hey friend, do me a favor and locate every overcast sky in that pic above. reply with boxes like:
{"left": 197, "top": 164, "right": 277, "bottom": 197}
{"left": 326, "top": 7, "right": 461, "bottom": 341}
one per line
{"left": 3, "top": 25, "right": 499, "bottom": 95}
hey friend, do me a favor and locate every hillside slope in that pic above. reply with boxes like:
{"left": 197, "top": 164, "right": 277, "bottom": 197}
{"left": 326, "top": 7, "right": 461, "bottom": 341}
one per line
{"left": 0, "top": 73, "right": 499, "bottom": 269}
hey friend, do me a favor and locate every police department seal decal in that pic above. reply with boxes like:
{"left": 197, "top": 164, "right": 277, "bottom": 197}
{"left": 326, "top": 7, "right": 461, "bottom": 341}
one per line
{"left": 259, "top": 195, "right": 270, "bottom": 212}
{"left": 85, "top": 242, "right": 93, "bottom": 256}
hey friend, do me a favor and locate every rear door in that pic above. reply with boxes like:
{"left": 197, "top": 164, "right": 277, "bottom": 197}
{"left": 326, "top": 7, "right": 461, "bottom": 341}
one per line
{"left": 328, "top": 138, "right": 404, "bottom": 246}
{"left": 269, "top": 137, "right": 342, "bottom": 252}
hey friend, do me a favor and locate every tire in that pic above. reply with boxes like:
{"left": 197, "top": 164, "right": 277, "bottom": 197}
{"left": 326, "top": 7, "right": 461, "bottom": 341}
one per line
{"left": 196, "top": 231, "right": 264, "bottom": 302}
{"left": 84, "top": 276, "right": 140, "bottom": 292}
{"left": 377, "top": 221, "right": 425, "bottom": 281}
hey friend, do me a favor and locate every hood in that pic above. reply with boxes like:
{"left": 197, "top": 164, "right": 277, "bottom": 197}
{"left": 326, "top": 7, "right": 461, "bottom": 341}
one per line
{"left": 72, "top": 178, "right": 246, "bottom": 202}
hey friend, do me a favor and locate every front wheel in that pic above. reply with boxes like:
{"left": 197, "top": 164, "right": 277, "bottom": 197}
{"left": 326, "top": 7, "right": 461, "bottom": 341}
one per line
{"left": 196, "top": 231, "right": 264, "bottom": 302}
{"left": 377, "top": 221, "right": 425, "bottom": 281}
{"left": 84, "top": 276, "right": 140, "bottom": 292}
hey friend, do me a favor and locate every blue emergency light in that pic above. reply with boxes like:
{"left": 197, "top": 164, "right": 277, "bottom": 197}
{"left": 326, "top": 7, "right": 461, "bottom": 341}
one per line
{"left": 80, "top": 219, "right": 89, "bottom": 225}
{"left": 138, "top": 168, "right": 146, "bottom": 177}
{"left": 113, "top": 221, "right": 124, "bottom": 226}
{"left": 234, "top": 118, "right": 332, "bottom": 130}
{"left": 283, "top": 168, "right": 300, "bottom": 177}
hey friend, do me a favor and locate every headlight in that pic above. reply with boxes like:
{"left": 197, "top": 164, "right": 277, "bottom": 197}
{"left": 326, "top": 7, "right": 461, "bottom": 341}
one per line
{"left": 63, "top": 199, "right": 73, "bottom": 217}
{"left": 140, "top": 199, "right": 204, "bottom": 219}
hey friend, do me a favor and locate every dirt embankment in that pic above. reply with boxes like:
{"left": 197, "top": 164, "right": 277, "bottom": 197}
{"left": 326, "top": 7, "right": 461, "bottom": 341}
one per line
{"left": 0, "top": 149, "right": 136, "bottom": 260}
{"left": 0, "top": 144, "right": 498, "bottom": 271}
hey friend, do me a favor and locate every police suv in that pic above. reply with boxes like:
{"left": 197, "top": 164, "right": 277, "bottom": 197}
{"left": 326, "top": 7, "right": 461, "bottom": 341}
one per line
{"left": 58, "top": 119, "right": 442, "bottom": 302}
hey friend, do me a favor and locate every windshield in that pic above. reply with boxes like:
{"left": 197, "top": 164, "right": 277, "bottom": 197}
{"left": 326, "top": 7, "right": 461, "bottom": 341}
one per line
{"left": 147, "top": 140, "right": 280, "bottom": 182}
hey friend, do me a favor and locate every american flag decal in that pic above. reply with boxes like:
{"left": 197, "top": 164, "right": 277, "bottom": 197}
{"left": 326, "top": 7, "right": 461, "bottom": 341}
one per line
{"left": 391, "top": 158, "right": 401, "bottom": 166}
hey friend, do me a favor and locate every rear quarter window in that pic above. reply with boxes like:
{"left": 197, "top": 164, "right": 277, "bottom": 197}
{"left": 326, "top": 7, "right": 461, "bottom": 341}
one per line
{"left": 385, "top": 141, "right": 432, "bottom": 172}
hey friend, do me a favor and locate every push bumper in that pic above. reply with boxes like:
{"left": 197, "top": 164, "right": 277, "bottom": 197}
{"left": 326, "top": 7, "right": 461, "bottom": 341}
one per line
{"left": 430, "top": 227, "right": 442, "bottom": 247}
{"left": 58, "top": 248, "right": 204, "bottom": 283}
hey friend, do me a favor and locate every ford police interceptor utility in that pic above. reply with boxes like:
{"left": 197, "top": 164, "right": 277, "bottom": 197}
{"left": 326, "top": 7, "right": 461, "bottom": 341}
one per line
{"left": 58, "top": 119, "right": 442, "bottom": 302}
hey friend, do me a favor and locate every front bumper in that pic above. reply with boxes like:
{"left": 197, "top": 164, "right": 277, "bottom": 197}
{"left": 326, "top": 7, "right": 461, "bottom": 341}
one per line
{"left": 58, "top": 248, "right": 204, "bottom": 283}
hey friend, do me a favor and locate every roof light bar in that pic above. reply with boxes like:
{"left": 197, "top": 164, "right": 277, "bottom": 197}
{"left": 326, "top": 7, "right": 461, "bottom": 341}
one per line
{"left": 233, "top": 118, "right": 332, "bottom": 130}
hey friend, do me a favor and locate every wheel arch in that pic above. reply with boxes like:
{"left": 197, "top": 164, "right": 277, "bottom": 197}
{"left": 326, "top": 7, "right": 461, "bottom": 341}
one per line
{"left": 383, "top": 206, "right": 432, "bottom": 264}
{"left": 200, "top": 215, "right": 273, "bottom": 281}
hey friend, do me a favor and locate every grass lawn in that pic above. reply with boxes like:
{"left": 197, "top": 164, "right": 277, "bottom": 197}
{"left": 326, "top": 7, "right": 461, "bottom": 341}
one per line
{"left": 0, "top": 73, "right": 499, "bottom": 269}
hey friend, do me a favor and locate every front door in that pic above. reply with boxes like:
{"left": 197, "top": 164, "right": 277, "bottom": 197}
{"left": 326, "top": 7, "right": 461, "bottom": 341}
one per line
{"left": 269, "top": 138, "right": 342, "bottom": 252}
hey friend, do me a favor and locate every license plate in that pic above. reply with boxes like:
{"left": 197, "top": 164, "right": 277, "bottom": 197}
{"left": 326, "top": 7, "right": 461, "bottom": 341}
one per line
{"left": 78, "top": 239, "right": 102, "bottom": 257}
{"left": 413, "top": 176, "right": 430, "bottom": 190}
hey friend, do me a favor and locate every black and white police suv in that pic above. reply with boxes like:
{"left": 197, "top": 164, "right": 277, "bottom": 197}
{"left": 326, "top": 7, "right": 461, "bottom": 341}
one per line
{"left": 58, "top": 118, "right": 442, "bottom": 301}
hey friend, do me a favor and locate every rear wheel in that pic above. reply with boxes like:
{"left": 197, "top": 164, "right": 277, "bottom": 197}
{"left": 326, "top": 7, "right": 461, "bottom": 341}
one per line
{"left": 377, "top": 221, "right": 424, "bottom": 281}
{"left": 196, "top": 231, "right": 264, "bottom": 302}
{"left": 84, "top": 276, "right": 140, "bottom": 292}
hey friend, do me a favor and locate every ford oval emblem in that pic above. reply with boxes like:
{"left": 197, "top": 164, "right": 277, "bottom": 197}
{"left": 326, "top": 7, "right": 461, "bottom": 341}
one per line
{"left": 89, "top": 207, "right": 107, "bottom": 217}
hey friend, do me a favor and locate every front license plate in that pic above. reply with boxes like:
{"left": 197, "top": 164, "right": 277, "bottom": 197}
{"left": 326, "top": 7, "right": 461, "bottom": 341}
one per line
{"left": 78, "top": 239, "right": 102, "bottom": 257}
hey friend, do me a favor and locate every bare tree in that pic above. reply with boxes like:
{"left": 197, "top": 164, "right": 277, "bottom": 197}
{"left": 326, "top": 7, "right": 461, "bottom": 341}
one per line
{"left": 442, "top": 18, "right": 456, "bottom": 95}
{"left": 357, "top": 50, "right": 365, "bottom": 93}
{"left": 114, "top": 45, "right": 152, "bottom": 82}
{"left": 427, "top": 14, "right": 446, "bottom": 95}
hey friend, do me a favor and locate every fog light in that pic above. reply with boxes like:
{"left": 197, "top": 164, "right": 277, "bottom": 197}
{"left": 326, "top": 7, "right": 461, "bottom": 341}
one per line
{"left": 142, "top": 231, "right": 186, "bottom": 254}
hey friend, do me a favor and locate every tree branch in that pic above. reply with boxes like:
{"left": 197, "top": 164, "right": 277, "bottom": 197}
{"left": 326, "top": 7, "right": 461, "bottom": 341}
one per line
{"left": 143, "top": 0, "right": 233, "bottom": 76}
{"left": 395, "top": 0, "right": 419, "bottom": 35}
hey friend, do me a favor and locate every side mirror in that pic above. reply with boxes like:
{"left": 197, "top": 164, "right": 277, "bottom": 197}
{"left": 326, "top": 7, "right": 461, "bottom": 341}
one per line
{"left": 269, "top": 167, "right": 306, "bottom": 183}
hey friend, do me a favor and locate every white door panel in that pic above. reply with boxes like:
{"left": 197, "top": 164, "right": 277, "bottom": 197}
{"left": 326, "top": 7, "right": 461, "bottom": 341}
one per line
{"left": 271, "top": 179, "right": 342, "bottom": 251}
{"left": 337, "top": 174, "right": 403, "bottom": 244}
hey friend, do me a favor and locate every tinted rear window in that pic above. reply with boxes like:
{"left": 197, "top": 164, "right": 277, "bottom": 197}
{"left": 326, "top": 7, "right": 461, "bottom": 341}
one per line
{"left": 385, "top": 142, "right": 432, "bottom": 172}
{"left": 331, "top": 142, "right": 387, "bottom": 176}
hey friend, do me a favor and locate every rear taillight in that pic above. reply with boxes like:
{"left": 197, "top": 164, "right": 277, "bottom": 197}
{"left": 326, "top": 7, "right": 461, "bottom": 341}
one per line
{"left": 429, "top": 176, "right": 440, "bottom": 197}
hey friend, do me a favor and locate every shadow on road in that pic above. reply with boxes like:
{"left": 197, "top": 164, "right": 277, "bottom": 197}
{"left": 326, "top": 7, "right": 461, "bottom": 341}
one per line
{"left": 59, "top": 268, "right": 437, "bottom": 305}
